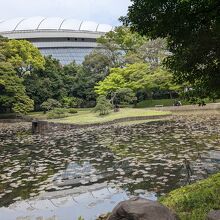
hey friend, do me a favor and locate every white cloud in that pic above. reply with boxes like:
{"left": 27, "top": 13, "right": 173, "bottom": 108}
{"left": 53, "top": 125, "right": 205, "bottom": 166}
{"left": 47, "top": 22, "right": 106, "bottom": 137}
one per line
{"left": 0, "top": 0, "right": 131, "bottom": 25}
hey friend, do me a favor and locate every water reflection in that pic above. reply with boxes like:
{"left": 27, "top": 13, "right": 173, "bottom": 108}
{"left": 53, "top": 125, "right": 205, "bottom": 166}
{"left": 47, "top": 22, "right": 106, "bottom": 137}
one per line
{"left": 0, "top": 184, "right": 156, "bottom": 220}
{"left": 53, "top": 160, "right": 132, "bottom": 188}
{"left": 0, "top": 114, "right": 220, "bottom": 218}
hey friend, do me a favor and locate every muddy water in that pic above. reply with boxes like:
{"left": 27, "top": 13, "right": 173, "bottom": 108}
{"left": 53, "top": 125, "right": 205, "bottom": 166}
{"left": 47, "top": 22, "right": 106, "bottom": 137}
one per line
{"left": 0, "top": 113, "right": 220, "bottom": 219}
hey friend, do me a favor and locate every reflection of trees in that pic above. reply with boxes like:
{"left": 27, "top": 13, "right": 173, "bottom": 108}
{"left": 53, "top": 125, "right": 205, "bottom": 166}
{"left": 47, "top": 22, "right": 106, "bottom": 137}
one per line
{"left": 179, "top": 151, "right": 220, "bottom": 186}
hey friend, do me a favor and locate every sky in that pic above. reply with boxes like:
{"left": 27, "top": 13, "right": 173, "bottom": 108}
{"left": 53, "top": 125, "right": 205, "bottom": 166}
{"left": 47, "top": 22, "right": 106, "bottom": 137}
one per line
{"left": 0, "top": 0, "right": 131, "bottom": 26}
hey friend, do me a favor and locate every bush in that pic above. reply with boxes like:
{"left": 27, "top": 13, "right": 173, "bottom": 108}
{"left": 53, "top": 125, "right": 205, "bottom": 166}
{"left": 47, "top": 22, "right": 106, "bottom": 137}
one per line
{"left": 47, "top": 108, "right": 68, "bottom": 119}
{"left": 61, "top": 96, "right": 83, "bottom": 108}
{"left": 67, "top": 108, "right": 78, "bottom": 114}
{"left": 94, "top": 95, "right": 112, "bottom": 116}
{"left": 41, "top": 99, "right": 62, "bottom": 113}
{"left": 160, "top": 172, "right": 220, "bottom": 220}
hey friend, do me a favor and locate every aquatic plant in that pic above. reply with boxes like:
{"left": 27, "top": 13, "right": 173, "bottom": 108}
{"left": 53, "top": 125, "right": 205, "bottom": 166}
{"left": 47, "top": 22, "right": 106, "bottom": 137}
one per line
{"left": 160, "top": 173, "right": 220, "bottom": 220}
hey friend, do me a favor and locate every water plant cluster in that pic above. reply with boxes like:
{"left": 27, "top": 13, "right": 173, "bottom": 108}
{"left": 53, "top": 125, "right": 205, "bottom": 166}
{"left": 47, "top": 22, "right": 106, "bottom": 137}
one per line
{"left": 0, "top": 113, "right": 220, "bottom": 209}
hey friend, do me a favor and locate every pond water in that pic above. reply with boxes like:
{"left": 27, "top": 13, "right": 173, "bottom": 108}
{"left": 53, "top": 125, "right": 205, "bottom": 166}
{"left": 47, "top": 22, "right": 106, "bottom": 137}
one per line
{"left": 0, "top": 112, "right": 220, "bottom": 219}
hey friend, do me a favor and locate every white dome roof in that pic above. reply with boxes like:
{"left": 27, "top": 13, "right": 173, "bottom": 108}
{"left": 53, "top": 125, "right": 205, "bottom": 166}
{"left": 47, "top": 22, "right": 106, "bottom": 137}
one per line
{"left": 0, "top": 17, "right": 113, "bottom": 33}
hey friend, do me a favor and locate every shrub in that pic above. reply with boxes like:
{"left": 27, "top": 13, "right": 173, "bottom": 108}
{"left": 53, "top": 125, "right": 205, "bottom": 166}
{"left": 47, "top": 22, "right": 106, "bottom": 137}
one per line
{"left": 40, "top": 99, "right": 62, "bottom": 113}
{"left": 47, "top": 108, "right": 68, "bottom": 119}
{"left": 160, "top": 172, "right": 220, "bottom": 220}
{"left": 94, "top": 95, "right": 112, "bottom": 116}
{"left": 61, "top": 96, "right": 83, "bottom": 108}
{"left": 67, "top": 108, "right": 78, "bottom": 114}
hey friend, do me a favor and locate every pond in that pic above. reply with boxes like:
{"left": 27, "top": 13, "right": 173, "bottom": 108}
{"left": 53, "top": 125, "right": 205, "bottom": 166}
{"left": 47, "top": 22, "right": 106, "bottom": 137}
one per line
{"left": 0, "top": 112, "right": 220, "bottom": 219}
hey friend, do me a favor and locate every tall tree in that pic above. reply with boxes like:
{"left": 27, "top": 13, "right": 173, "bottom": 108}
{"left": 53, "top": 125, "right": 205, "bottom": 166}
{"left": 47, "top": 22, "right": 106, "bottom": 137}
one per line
{"left": 24, "top": 56, "right": 66, "bottom": 109}
{"left": 0, "top": 61, "right": 33, "bottom": 114}
{"left": 2, "top": 39, "right": 45, "bottom": 77}
{"left": 82, "top": 50, "right": 113, "bottom": 80}
{"left": 95, "top": 63, "right": 178, "bottom": 100}
{"left": 121, "top": 0, "right": 220, "bottom": 96}
{"left": 98, "top": 26, "right": 168, "bottom": 67}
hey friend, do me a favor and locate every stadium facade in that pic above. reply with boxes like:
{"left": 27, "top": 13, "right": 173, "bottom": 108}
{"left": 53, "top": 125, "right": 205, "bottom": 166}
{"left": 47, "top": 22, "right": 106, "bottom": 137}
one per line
{"left": 0, "top": 17, "right": 113, "bottom": 64}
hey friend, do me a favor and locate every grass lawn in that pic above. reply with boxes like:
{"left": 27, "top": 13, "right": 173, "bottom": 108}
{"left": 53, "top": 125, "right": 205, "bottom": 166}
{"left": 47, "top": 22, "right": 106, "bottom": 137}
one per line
{"left": 49, "top": 108, "right": 170, "bottom": 125}
{"left": 136, "top": 99, "right": 191, "bottom": 108}
{"left": 136, "top": 98, "right": 220, "bottom": 108}
{"left": 116, "top": 118, "right": 168, "bottom": 126}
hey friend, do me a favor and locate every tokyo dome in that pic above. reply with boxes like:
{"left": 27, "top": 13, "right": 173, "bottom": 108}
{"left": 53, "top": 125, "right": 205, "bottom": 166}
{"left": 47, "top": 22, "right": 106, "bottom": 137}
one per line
{"left": 0, "top": 17, "right": 113, "bottom": 64}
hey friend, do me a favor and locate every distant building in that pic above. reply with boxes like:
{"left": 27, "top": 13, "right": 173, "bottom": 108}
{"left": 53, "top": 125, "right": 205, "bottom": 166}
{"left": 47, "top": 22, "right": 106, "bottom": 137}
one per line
{"left": 0, "top": 17, "right": 113, "bottom": 64}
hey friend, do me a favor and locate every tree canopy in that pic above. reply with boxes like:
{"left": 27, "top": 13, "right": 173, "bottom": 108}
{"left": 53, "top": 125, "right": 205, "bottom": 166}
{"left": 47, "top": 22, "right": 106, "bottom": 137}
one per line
{"left": 97, "top": 26, "right": 167, "bottom": 67}
{"left": 2, "top": 39, "right": 45, "bottom": 77}
{"left": 95, "top": 63, "right": 178, "bottom": 99}
{"left": 0, "top": 61, "right": 33, "bottom": 113}
{"left": 122, "top": 0, "right": 220, "bottom": 96}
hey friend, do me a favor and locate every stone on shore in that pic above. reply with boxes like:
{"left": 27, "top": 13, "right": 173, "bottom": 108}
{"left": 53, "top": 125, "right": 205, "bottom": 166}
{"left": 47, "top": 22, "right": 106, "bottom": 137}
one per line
{"left": 206, "top": 210, "right": 220, "bottom": 220}
{"left": 107, "top": 197, "right": 179, "bottom": 220}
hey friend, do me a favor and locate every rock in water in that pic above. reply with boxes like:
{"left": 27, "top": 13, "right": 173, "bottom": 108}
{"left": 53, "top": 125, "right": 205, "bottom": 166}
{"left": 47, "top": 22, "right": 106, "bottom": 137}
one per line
{"left": 107, "top": 197, "right": 179, "bottom": 220}
{"left": 206, "top": 210, "right": 220, "bottom": 220}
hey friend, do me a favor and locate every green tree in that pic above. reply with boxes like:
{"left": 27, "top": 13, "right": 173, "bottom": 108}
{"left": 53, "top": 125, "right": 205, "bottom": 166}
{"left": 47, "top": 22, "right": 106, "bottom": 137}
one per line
{"left": 110, "top": 88, "right": 136, "bottom": 108}
{"left": 97, "top": 26, "right": 146, "bottom": 67}
{"left": 2, "top": 39, "right": 45, "bottom": 77}
{"left": 95, "top": 63, "right": 152, "bottom": 95}
{"left": 126, "top": 38, "right": 167, "bottom": 67}
{"left": 94, "top": 95, "right": 112, "bottom": 115}
{"left": 61, "top": 96, "right": 83, "bottom": 108}
{"left": 98, "top": 26, "right": 167, "bottom": 67}
{"left": 0, "top": 61, "right": 33, "bottom": 114}
{"left": 24, "top": 56, "right": 66, "bottom": 109}
{"left": 98, "top": 26, "right": 146, "bottom": 54}
{"left": 83, "top": 50, "right": 113, "bottom": 78}
{"left": 95, "top": 63, "right": 178, "bottom": 101}
{"left": 122, "top": 0, "right": 220, "bottom": 96}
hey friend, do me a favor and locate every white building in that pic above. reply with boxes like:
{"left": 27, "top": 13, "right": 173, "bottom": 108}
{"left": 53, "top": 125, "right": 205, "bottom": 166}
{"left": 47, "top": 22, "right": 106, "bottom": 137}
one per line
{"left": 0, "top": 17, "right": 113, "bottom": 64}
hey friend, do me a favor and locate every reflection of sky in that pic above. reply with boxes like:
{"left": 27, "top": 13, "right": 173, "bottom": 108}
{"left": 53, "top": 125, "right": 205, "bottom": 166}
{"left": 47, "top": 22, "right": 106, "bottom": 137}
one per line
{"left": 198, "top": 150, "right": 220, "bottom": 173}
{"left": 0, "top": 186, "right": 156, "bottom": 220}
{"left": 202, "top": 151, "right": 220, "bottom": 163}
{"left": 179, "top": 150, "right": 220, "bottom": 185}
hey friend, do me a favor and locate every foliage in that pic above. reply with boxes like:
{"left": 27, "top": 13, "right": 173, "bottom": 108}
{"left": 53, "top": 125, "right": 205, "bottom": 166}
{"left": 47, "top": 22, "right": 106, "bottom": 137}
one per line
{"left": 160, "top": 172, "right": 220, "bottom": 220}
{"left": 83, "top": 50, "right": 113, "bottom": 78}
{"left": 98, "top": 26, "right": 146, "bottom": 53}
{"left": 61, "top": 96, "right": 83, "bottom": 108}
{"left": 47, "top": 108, "right": 69, "bottom": 119}
{"left": 122, "top": 0, "right": 220, "bottom": 97}
{"left": 67, "top": 108, "right": 78, "bottom": 114}
{"left": 94, "top": 95, "right": 112, "bottom": 116}
{"left": 136, "top": 99, "right": 176, "bottom": 108}
{"left": 96, "top": 63, "right": 150, "bottom": 95}
{"left": 24, "top": 56, "right": 66, "bottom": 109}
{"left": 110, "top": 88, "right": 136, "bottom": 106}
{"left": 2, "top": 39, "right": 45, "bottom": 77}
{"left": 63, "top": 61, "right": 101, "bottom": 105}
{"left": 0, "top": 61, "right": 34, "bottom": 114}
{"left": 97, "top": 26, "right": 167, "bottom": 67}
{"left": 95, "top": 63, "right": 179, "bottom": 101}
{"left": 40, "top": 98, "right": 61, "bottom": 112}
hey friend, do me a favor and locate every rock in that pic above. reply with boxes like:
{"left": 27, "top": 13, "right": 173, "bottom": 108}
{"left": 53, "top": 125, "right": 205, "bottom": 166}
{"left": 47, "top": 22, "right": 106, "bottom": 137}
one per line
{"left": 97, "top": 213, "right": 111, "bottom": 220}
{"left": 206, "top": 210, "right": 220, "bottom": 220}
{"left": 107, "top": 197, "right": 179, "bottom": 220}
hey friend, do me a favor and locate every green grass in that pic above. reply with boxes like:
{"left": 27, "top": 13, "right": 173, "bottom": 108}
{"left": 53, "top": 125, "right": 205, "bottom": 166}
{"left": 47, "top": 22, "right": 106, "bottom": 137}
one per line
{"left": 116, "top": 118, "right": 167, "bottom": 126}
{"left": 160, "top": 173, "right": 220, "bottom": 220}
{"left": 136, "top": 99, "right": 193, "bottom": 108}
{"left": 136, "top": 99, "right": 177, "bottom": 108}
{"left": 49, "top": 108, "right": 170, "bottom": 125}
{"left": 136, "top": 98, "right": 220, "bottom": 108}
{"left": 28, "top": 111, "right": 47, "bottom": 119}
